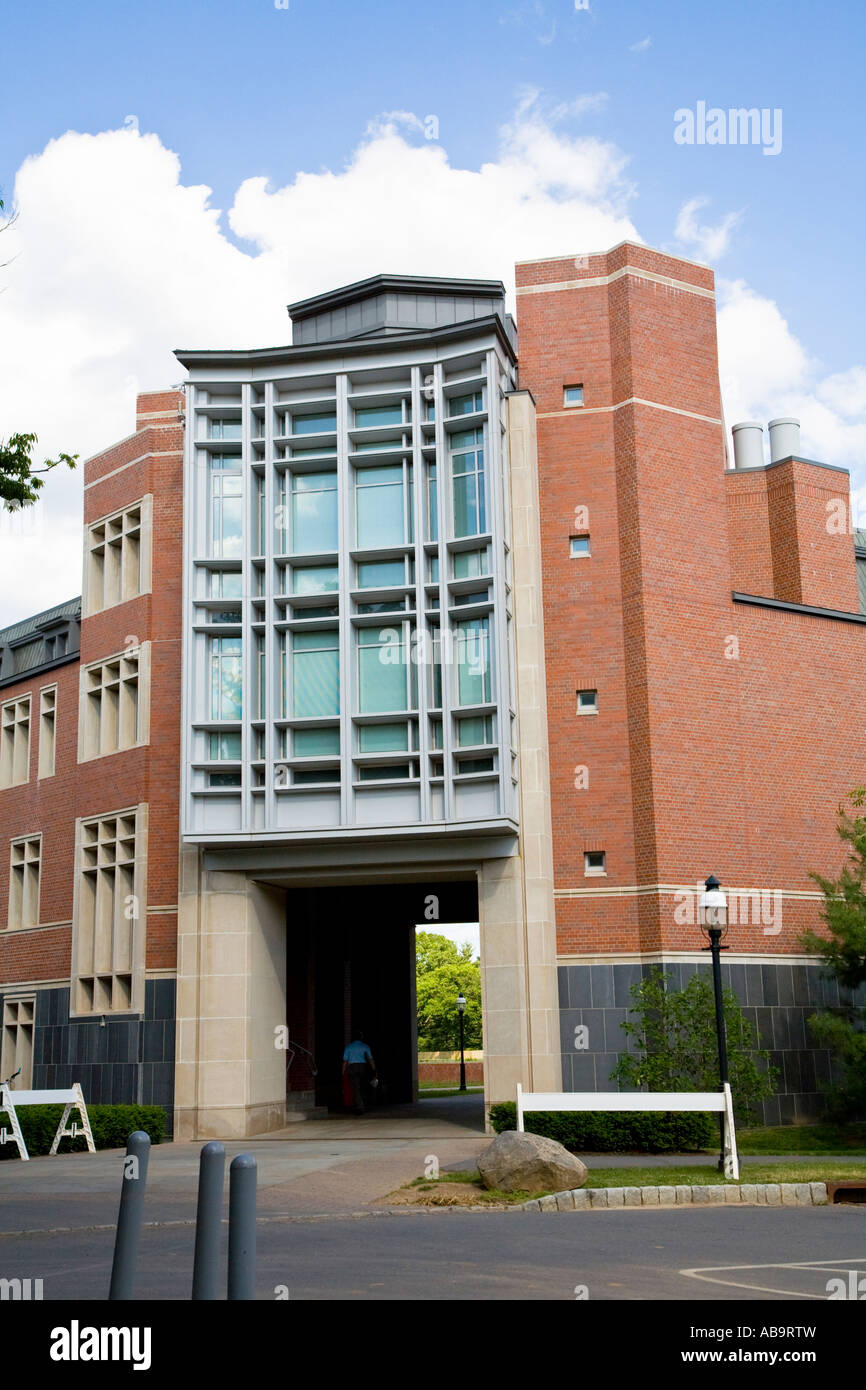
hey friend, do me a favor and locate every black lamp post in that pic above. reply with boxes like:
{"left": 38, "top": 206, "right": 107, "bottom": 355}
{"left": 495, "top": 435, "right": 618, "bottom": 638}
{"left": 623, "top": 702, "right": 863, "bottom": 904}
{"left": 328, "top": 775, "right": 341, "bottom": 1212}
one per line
{"left": 699, "top": 875, "right": 730, "bottom": 1173}
{"left": 456, "top": 993, "right": 467, "bottom": 1092}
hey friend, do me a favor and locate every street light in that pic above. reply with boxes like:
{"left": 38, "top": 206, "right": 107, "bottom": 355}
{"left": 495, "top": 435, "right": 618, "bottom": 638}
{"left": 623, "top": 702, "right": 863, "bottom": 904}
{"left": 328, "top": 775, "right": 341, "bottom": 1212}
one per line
{"left": 698, "top": 875, "right": 730, "bottom": 1173}
{"left": 456, "top": 992, "right": 467, "bottom": 1093}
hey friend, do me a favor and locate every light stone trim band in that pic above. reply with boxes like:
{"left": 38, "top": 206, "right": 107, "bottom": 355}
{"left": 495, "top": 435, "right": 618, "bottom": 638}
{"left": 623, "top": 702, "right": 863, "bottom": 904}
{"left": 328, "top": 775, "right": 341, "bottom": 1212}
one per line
{"left": 84, "top": 451, "right": 181, "bottom": 489}
{"left": 554, "top": 882, "right": 825, "bottom": 901}
{"left": 555, "top": 951, "right": 827, "bottom": 966}
{"left": 516, "top": 266, "right": 715, "bottom": 300}
{"left": 538, "top": 398, "right": 722, "bottom": 426}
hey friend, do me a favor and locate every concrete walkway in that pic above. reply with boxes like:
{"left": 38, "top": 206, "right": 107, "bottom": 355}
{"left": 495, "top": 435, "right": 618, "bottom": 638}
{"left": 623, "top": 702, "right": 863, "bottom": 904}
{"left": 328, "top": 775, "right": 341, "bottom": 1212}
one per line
{"left": 0, "top": 1095, "right": 490, "bottom": 1234}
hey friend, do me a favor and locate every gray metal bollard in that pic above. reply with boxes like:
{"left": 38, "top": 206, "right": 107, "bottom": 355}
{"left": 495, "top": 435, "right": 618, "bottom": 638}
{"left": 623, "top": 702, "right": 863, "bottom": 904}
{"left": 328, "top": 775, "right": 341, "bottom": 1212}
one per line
{"left": 192, "top": 1141, "right": 225, "bottom": 1300}
{"left": 109, "top": 1130, "right": 151, "bottom": 1300}
{"left": 227, "top": 1153, "right": 257, "bottom": 1301}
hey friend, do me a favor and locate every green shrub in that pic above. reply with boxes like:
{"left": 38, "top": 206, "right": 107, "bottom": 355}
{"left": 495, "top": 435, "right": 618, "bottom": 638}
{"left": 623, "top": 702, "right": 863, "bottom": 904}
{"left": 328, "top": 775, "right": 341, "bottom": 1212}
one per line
{"left": 0, "top": 1103, "right": 166, "bottom": 1160}
{"left": 487, "top": 1100, "right": 714, "bottom": 1152}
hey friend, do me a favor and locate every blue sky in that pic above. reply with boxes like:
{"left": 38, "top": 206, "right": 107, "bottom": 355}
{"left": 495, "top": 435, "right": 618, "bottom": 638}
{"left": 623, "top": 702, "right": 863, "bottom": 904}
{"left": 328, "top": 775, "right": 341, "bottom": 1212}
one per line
{"left": 1, "top": 0, "right": 864, "bottom": 621}
{"left": 2, "top": 0, "right": 860, "bottom": 363}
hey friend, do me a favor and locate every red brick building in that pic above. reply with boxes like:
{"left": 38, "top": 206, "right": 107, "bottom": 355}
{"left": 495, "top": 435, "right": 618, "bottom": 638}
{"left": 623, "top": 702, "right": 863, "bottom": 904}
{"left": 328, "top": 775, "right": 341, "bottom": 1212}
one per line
{"left": 1, "top": 244, "right": 862, "bottom": 1134}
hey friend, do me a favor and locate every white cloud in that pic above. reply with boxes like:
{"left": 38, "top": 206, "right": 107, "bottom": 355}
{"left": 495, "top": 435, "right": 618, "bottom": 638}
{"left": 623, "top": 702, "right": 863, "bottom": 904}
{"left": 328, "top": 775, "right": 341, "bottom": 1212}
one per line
{"left": 629, "top": 36, "right": 652, "bottom": 53}
{"left": 1, "top": 97, "right": 864, "bottom": 627}
{"left": 717, "top": 280, "right": 866, "bottom": 475}
{"left": 674, "top": 195, "right": 743, "bottom": 262}
{"left": 0, "top": 99, "right": 638, "bottom": 625}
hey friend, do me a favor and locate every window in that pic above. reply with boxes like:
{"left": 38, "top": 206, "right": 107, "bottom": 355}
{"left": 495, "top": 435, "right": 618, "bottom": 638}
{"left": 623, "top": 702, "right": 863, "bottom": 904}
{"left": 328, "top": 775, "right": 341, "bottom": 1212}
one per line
{"left": 209, "top": 417, "right": 242, "bottom": 440}
{"left": 292, "top": 565, "right": 338, "bottom": 595}
{"left": 39, "top": 686, "right": 57, "bottom": 778}
{"left": 72, "top": 807, "right": 144, "bottom": 1014}
{"left": 254, "top": 475, "right": 266, "bottom": 555}
{"left": 577, "top": 689, "right": 598, "bottom": 715}
{"left": 358, "top": 763, "right": 412, "bottom": 782}
{"left": 570, "top": 536, "right": 591, "bottom": 558}
{"left": 451, "top": 429, "right": 486, "bottom": 537}
{"left": 584, "top": 850, "right": 606, "bottom": 876}
{"left": 455, "top": 617, "right": 492, "bottom": 706}
{"left": 290, "top": 629, "right": 339, "bottom": 717}
{"left": 357, "top": 627, "right": 415, "bottom": 713}
{"left": 359, "top": 722, "right": 409, "bottom": 753}
{"left": 448, "top": 391, "right": 483, "bottom": 417}
{"left": 456, "top": 714, "right": 494, "bottom": 746}
{"left": 430, "top": 625, "right": 442, "bottom": 708}
{"left": 80, "top": 649, "right": 144, "bottom": 760}
{"left": 292, "top": 411, "right": 337, "bottom": 436}
{"left": 209, "top": 570, "right": 243, "bottom": 598}
{"left": 210, "top": 637, "right": 242, "bottom": 720}
{"left": 255, "top": 633, "right": 266, "bottom": 719}
{"left": 564, "top": 385, "right": 584, "bottom": 407}
{"left": 355, "top": 464, "right": 412, "bottom": 549}
{"left": 210, "top": 456, "right": 243, "bottom": 559}
{"left": 294, "top": 727, "right": 340, "bottom": 757}
{"left": 209, "top": 732, "right": 242, "bottom": 759}
{"left": 426, "top": 463, "right": 438, "bottom": 542}
{"left": 85, "top": 500, "right": 149, "bottom": 614}
{"left": 355, "top": 404, "right": 403, "bottom": 428}
{"left": 8, "top": 836, "right": 41, "bottom": 929}
{"left": 1, "top": 997, "right": 35, "bottom": 1088}
{"left": 357, "top": 559, "right": 406, "bottom": 589}
{"left": 453, "top": 548, "right": 489, "bottom": 579}
{"left": 288, "top": 471, "right": 338, "bottom": 554}
{"left": 0, "top": 697, "right": 31, "bottom": 788}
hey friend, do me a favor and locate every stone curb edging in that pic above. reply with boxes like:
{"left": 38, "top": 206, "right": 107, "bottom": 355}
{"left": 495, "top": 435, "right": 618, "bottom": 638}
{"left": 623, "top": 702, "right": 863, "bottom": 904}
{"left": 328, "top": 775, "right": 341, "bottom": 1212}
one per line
{"left": 522, "top": 1181, "right": 829, "bottom": 1211}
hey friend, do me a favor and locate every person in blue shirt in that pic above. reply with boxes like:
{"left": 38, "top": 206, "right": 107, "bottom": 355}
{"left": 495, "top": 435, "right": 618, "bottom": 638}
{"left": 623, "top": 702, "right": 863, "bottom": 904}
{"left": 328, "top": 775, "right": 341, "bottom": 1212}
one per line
{"left": 342, "top": 1032, "right": 376, "bottom": 1115}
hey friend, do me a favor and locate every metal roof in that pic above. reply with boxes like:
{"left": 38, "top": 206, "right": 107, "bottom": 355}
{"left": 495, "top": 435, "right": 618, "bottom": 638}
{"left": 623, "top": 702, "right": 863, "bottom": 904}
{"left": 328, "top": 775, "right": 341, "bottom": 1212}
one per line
{"left": 0, "top": 596, "right": 81, "bottom": 647}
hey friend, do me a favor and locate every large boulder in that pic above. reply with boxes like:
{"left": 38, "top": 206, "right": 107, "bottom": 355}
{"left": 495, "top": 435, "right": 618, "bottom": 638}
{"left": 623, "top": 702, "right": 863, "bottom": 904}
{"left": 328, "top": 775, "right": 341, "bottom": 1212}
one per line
{"left": 477, "top": 1130, "right": 588, "bottom": 1194}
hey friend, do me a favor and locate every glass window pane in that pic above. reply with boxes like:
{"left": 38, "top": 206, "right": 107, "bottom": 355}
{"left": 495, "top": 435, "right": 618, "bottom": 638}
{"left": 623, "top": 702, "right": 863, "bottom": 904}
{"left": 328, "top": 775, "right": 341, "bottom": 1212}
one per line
{"left": 456, "top": 619, "right": 491, "bottom": 706}
{"left": 356, "top": 482, "right": 404, "bottom": 549}
{"left": 210, "top": 638, "right": 242, "bottom": 720}
{"left": 356, "top": 405, "right": 403, "bottom": 427}
{"left": 209, "top": 732, "right": 242, "bottom": 759}
{"left": 359, "top": 722, "right": 409, "bottom": 752}
{"left": 357, "top": 559, "right": 405, "bottom": 589}
{"left": 291, "top": 472, "right": 338, "bottom": 553}
{"left": 210, "top": 419, "right": 242, "bottom": 440}
{"left": 209, "top": 571, "right": 243, "bottom": 597}
{"left": 292, "top": 631, "right": 339, "bottom": 717}
{"left": 452, "top": 473, "right": 476, "bottom": 537}
{"left": 294, "top": 726, "right": 341, "bottom": 756}
{"left": 293, "top": 411, "right": 337, "bottom": 435}
{"left": 293, "top": 565, "right": 338, "bottom": 594}
{"left": 358, "top": 633, "right": 408, "bottom": 713}
{"left": 456, "top": 715, "right": 492, "bottom": 746}
{"left": 453, "top": 548, "right": 488, "bottom": 579}
{"left": 448, "top": 392, "right": 482, "bottom": 416}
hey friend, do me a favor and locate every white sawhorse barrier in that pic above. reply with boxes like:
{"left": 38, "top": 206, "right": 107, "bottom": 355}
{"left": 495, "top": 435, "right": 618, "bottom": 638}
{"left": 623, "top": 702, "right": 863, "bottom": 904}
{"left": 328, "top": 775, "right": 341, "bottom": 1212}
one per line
{"left": 0, "top": 1082, "right": 96, "bottom": 1162}
{"left": 516, "top": 1083, "right": 739, "bottom": 1180}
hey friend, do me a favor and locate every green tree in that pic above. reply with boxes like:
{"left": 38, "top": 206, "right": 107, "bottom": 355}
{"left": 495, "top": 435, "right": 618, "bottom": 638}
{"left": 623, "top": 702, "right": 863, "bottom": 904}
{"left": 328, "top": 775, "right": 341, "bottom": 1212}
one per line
{"left": 801, "top": 789, "right": 866, "bottom": 1118}
{"left": 0, "top": 198, "right": 78, "bottom": 506}
{"left": 415, "top": 931, "right": 482, "bottom": 1051}
{"left": 610, "top": 967, "right": 777, "bottom": 1124}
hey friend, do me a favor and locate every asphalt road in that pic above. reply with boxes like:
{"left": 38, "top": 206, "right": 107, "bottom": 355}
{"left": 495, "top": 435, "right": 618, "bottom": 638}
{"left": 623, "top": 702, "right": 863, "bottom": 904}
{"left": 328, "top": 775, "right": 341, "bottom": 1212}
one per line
{"left": 3, "top": 1205, "right": 864, "bottom": 1301}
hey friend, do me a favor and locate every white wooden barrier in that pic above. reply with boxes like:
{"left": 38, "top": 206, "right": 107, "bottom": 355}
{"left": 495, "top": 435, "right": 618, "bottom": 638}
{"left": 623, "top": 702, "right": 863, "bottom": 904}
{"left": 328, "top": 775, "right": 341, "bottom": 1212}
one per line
{"left": 516, "top": 1083, "right": 739, "bottom": 1180}
{"left": 0, "top": 1082, "right": 96, "bottom": 1162}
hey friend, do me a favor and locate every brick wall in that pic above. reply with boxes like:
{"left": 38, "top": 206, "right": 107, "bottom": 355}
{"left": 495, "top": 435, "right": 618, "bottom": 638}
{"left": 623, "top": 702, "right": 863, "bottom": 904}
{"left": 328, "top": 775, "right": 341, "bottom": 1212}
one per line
{"left": 517, "top": 242, "right": 866, "bottom": 961}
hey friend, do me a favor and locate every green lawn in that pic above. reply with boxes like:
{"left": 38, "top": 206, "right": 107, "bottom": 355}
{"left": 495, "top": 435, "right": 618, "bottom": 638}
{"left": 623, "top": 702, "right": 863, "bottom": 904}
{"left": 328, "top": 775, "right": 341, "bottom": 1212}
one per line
{"left": 583, "top": 1160, "right": 866, "bottom": 1187}
{"left": 736, "top": 1123, "right": 866, "bottom": 1155}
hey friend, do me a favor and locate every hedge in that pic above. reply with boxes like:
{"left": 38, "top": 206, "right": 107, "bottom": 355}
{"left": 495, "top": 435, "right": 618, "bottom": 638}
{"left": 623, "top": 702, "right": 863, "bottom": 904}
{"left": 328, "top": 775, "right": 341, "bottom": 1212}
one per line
{"left": 0, "top": 1103, "right": 166, "bottom": 1160}
{"left": 487, "top": 1101, "right": 715, "bottom": 1152}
